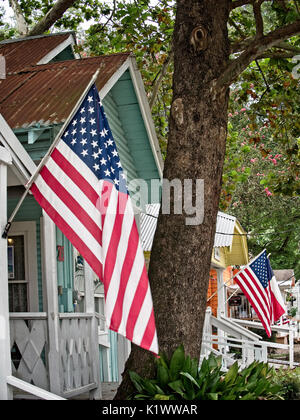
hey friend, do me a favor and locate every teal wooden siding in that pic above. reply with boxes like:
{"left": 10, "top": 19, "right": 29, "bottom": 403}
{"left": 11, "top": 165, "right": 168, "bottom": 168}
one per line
{"left": 110, "top": 70, "right": 161, "bottom": 202}
{"left": 50, "top": 45, "right": 75, "bottom": 63}
{"left": 99, "top": 331, "right": 119, "bottom": 383}
{"left": 56, "top": 227, "right": 74, "bottom": 313}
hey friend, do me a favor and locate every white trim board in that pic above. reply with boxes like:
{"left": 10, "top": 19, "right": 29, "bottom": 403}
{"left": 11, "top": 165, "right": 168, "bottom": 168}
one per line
{"left": 99, "top": 55, "right": 164, "bottom": 181}
{"left": 0, "top": 114, "right": 36, "bottom": 184}
{"left": 9, "top": 221, "right": 39, "bottom": 313}
{"left": 37, "top": 34, "right": 79, "bottom": 65}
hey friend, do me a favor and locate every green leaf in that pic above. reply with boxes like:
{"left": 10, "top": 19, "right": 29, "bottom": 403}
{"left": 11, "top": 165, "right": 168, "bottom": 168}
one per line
{"left": 154, "top": 394, "right": 172, "bottom": 400}
{"left": 179, "top": 371, "right": 200, "bottom": 389}
{"left": 169, "top": 345, "right": 185, "bottom": 381}
{"left": 129, "top": 371, "right": 145, "bottom": 393}
{"left": 224, "top": 362, "right": 239, "bottom": 385}
{"left": 157, "top": 364, "right": 170, "bottom": 388}
{"left": 207, "top": 393, "right": 219, "bottom": 400}
{"left": 168, "top": 379, "right": 185, "bottom": 397}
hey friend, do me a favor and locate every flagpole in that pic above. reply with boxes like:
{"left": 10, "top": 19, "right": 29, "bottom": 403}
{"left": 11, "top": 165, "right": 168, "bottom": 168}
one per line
{"left": 2, "top": 69, "right": 100, "bottom": 239}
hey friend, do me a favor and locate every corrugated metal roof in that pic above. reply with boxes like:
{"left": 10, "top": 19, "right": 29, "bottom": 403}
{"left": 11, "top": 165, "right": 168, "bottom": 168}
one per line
{"left": 140, "top": 204, "right": 237, "bottom": 251}
{"left": 140, "top": 203, "right": 160, "bottom": 251}
{"left": 0, "top": 32, "right": 73, "bottom": 73}
{"left": 0, "top": 53, "right": 131, "bottom": 129}
{"left": 214, "top": 211, "right": 236, "bottom": 248}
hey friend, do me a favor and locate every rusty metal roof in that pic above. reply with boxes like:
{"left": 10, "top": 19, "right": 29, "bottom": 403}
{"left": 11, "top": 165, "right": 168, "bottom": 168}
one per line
{"left": 0, "top": 32, "right": 74, "bottom": 73}
{"left": 0, "top": 53, "right": 131, "bottom": 129}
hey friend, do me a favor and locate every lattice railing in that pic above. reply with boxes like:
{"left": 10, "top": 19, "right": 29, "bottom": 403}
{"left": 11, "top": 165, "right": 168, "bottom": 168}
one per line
{"left": 9, "top": 313, "right": 49, "bottom": 391}
{"left": 58, "top": 314, "right": 97, "bottom": 396}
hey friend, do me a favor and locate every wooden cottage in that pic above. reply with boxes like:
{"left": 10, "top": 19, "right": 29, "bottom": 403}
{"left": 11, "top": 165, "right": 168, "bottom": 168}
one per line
{"left": 0, "top": 32, "right": 163, "bottom": 399}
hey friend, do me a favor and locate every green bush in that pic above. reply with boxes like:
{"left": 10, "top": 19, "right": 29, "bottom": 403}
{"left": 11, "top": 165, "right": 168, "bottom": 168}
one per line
{"left": 273, "top": 368, "right": 300, "bottom": 400}
{"left": 129, "top": 345, "right": 282, "bottom": 400}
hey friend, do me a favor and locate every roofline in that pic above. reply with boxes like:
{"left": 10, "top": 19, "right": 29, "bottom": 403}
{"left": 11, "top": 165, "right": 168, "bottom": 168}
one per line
{"left": 0, "top": 114, "right": 36, "bottom": 184}
{"left": 128, "top": 56, "right": 164, "bottom": 179}
{"left": 37, "top": 33, "right": 79, "bottom": 65}
{"left": 0, "top": 31, "right": 77, "bottom": 45}
{"left": 98, "top": 54, "right": 164, "bottom": 180}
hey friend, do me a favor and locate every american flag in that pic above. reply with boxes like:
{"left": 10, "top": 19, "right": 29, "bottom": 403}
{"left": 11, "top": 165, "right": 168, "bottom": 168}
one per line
{"left": 234, "top": 250, "right": 286, "bottom": 337}
{"left": 30, "top": 83, "right": 158, "bottom": 354}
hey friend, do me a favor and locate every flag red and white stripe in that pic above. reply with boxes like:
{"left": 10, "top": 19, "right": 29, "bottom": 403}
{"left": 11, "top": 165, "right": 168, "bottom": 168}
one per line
{"left": 234, "top": 250, "right": 286, "bottom": 337}
{"left": 29, "top": 82, "right": 158, "bottom": 354}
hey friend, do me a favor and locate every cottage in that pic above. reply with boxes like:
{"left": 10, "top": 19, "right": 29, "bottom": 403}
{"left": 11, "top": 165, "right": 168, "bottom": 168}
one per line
{"left": 0, "top": 32, "right": 163, "bottom": 399}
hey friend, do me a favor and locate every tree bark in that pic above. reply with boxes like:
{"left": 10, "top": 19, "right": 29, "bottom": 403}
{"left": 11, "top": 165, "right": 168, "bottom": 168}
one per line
{"left": 115, "top": 0, "right": 231, "bottom": 399}
{"left": 28, "top": 0, "right": 76, "bottom": 37}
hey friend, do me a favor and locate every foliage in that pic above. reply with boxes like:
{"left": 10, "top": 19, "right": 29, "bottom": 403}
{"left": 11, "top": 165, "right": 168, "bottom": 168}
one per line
{"left": 81, "top": 0, "right": 175, "bottom": 159}
{"left": 273, "top": 367, "right": 300, "bottom": 400}
{"left": 129, "top": 345, "right": 282, "bottom": 400}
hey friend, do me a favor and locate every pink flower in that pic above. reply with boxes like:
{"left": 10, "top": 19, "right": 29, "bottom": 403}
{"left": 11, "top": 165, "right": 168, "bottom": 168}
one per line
{"left": 264, "top": 187, "right": 272, "bottom": 197}
{"left": 250, "top": 158, "right": 257, "bottom": 163}
{"left": 228, "top": 113, "right": 233, "bottom": 117}
{"left": 241, "top": 108, "right": 246, "bottom": 112}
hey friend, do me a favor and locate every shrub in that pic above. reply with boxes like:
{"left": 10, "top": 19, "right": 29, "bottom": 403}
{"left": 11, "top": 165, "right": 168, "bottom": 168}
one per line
{"left": 273, "top": 368, "right": 300, "bottom": 400}
{"left": 129, "top": 345, "right": 282, "bottom": 400}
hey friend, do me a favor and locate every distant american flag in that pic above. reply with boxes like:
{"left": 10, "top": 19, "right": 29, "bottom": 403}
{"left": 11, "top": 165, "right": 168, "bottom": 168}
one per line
{"left": 30, "top": 83, "right": 158, "bottom": 354}
{"left": 234, "top": 250, "right": 286, "bottom": 337}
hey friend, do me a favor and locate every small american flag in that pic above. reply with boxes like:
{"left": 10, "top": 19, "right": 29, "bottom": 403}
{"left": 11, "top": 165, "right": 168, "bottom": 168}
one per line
{"left": 234, "top": 250, "right": 286, "bottom": 337}
{"left": 30, "top": 83, "right": 158, "bottom": 354}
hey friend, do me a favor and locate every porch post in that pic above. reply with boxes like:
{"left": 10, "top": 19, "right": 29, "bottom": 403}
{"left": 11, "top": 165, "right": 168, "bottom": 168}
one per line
{"left": 84, "top": 261, "right": 102, "bottom": 399}
{"left": 42, "top": 211, "right": 61, "bottom": 395}
{"left": 217, "top": 268, "right": 226, "bottom": 354}
{"left": 217, "top": 268, "right": 226, "bottom": 318}
{"left": 0, "top": 146, "right": 13, "bottom": 400}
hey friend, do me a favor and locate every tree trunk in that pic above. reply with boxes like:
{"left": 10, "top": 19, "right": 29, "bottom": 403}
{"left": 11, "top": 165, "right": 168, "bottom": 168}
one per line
{"left": 115, "top": 0, "right": 231, "bottom": 399}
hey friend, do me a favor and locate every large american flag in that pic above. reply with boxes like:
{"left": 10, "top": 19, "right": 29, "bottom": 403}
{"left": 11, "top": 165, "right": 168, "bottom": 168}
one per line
{"left": 234, "top": 250, "right": 286, "bottom": 337}
{"left": 30, "top": 83, "right": 158, "bottom": 354}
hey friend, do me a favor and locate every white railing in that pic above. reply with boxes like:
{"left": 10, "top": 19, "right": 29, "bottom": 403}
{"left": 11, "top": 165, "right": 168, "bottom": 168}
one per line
{"left": 9, "top": 311, "right": 99, "bottom": 399}
{"left": 9, "top": 312, "right": 50, "bottom": 391}
{"left": 201, "top": 308, "right": 298, "bottom": 370}
{"left": 6, "top": 375, "right": 65, "bottom": 400}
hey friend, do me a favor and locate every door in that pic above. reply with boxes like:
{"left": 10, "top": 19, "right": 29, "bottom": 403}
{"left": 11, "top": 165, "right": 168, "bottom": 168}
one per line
{"left": 7, "top": 221, "right": 38, "bottom": 312}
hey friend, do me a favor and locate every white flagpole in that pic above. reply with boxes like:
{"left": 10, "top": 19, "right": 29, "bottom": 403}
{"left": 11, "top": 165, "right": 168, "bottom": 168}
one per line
{"left": 2, "top": 69, "right": 100, "bottom": 238}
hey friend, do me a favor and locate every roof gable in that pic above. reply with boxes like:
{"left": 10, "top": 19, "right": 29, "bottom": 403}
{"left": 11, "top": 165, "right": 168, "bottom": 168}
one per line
{"left": 0, "top": 54, "right": 131, "bottom": 129}
{"left": 0, "top": 32, "right": 77, "bottom": 74}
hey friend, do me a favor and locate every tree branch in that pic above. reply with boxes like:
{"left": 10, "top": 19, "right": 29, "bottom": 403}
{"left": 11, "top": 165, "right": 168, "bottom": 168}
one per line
{"left": 230, "top": 0, "right": 271, "bottom": 10}
{"left": 28, "top": 0, "right": 77, "bottom": 37}
{"left": 149, "top": 50, "right": 173, "bottom": 111}
{"left": 253, "top": 0, "right": 264, "bottom": 38}
{"left": 9, "top": 0, "right": 28, "bottom": 36}
{"left": 218, "top": 18, "right": 300, "bottom": 88}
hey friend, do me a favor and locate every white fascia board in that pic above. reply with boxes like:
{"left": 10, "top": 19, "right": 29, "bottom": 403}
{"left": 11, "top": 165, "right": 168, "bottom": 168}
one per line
{"left": 0, "top": 114, "right": 36, "bottom": 183}
{"left": 0, "top": 146, "right": 12, "bottom": 165}
{"left": 128, "top": 57, "right": 164, "bottom": 180}
{"left": 98, "top": 55, "right": 164, "bottom": 180}
{"left": 37, "top": 34, "right": 78, "bottom": 65}
{"left": 98, "top": 56, "right": 131, "bottom": 100}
